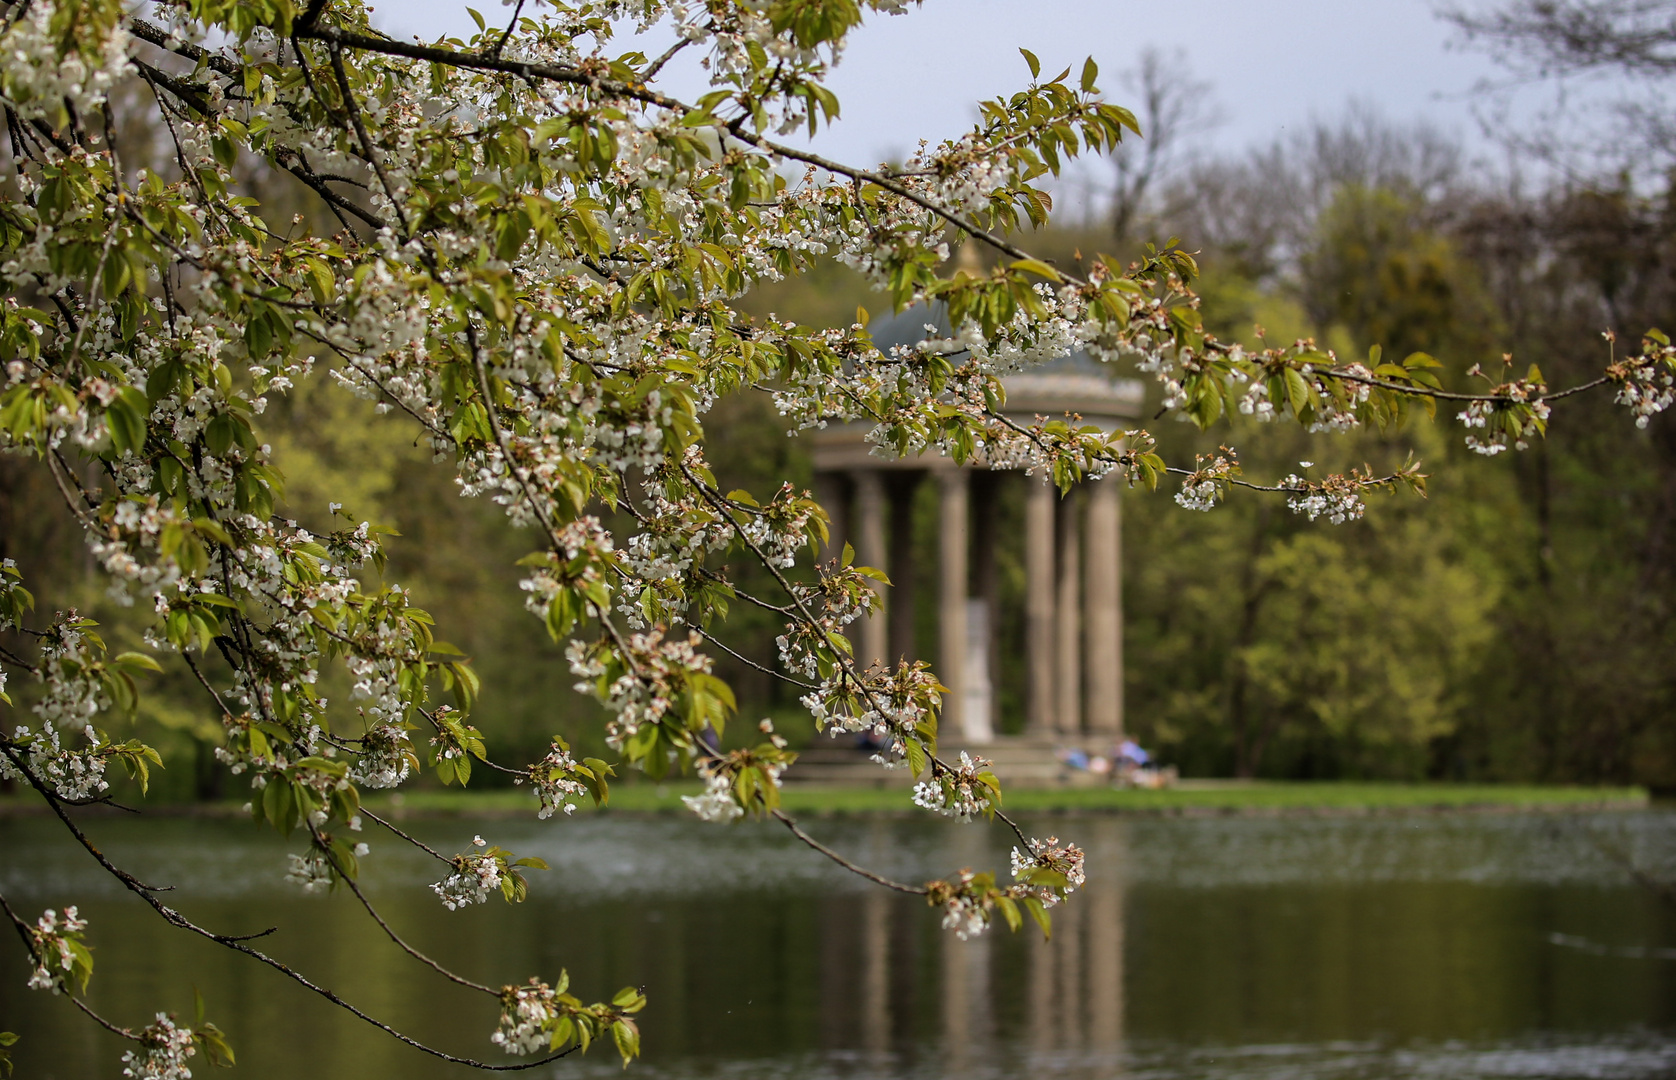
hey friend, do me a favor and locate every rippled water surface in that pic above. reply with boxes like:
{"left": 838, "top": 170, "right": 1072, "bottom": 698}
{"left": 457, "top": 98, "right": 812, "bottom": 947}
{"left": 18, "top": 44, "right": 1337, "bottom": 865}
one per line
{"left": 5, "top": 808, "right": 1676, "bottom": 1079}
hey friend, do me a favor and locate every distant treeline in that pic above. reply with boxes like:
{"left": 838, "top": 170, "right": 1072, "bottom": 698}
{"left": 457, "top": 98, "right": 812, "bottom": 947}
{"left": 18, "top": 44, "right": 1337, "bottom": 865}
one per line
{"left": 5, "top": 93, "right": 1673, "bottom": 796}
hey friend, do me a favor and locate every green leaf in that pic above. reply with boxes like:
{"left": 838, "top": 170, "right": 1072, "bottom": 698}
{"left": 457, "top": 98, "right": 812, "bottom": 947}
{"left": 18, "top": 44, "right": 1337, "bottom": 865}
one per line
{"left": 996, "top": 895, "right": 1022, "bottom": 932}
{"left": 106, "top": 388, "right": 148, "bottom": 455}
{"left": 611, "top": 1019, "right": 640, "bottom": 1063}
{"left": 1008, "top": 258, "right": 1062, "bottom": 282}
{"left": 1020, "top": 48, "right": 1041, "bottom": 79}
{"left": 65, "top": 938, "right": 94, "bottom": 993}
{"left": 263, "top": 775, "right": 295, "bottom": 834}
{"left": 904, "top": 736, "right": 927, "bottom": 778}
{"left": 195, "top": 1021, "right": 236, "bottom": 1068}
{"left": 1022, "top": 895, "right": 1052, "bottom": 940}
{"left": 205, "top": 413, "right": 240, "bottom": 457}
{"left": 1283, "top": 368, "right": 1310, "bottom": 415}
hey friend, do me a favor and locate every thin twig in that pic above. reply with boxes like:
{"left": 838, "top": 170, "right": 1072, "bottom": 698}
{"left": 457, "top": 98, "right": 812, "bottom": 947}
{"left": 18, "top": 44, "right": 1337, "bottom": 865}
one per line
{"left": 465, "top": 324, "right": 642, "bottom": 670}
{"left": 328, "top": 43, "right": 410, "bottom": 236}
{"left": 489, "top": 0, "right": 525, "bottom": 59}
{"left": 694, "top": 626, "right": 815, "bottom": 689}
{"left": 644, "top": 34, "right": 693, "bottom": 79}
{"left": 771, "top": 810, "right": 924, "bottom": 894}
{"left": 361, "top": 807, "right": 455, "bottom": 865}
{"left": 308, "top": 824, "right": 497, "bottom": 995}
{"left": 181, "top": 653, "right": 236, "bottom": 721}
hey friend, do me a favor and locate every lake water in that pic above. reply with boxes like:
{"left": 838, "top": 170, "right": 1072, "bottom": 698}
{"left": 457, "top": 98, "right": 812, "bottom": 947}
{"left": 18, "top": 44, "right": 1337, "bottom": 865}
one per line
{"left": 4, "top": 808, "right": 1676, "bottom": 1080}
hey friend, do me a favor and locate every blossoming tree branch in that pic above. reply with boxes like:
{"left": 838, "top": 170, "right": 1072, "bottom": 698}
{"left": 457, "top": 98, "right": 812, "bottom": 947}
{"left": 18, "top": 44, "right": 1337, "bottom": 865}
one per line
{"left": 0, "top": 0, "right": 1671, "bottom": 1074}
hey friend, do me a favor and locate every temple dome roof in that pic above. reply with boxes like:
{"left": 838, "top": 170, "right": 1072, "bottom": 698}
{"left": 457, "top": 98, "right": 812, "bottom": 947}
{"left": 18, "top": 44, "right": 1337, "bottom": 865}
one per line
{"left": 807, "top": 302, "right": 1146, "bottom": 471}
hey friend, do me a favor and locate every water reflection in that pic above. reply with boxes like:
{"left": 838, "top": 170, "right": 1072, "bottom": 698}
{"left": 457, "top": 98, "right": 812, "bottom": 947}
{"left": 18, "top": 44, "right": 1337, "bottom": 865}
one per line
{"left": 4, "top": 811, "right": 1676, "bottom": 1079}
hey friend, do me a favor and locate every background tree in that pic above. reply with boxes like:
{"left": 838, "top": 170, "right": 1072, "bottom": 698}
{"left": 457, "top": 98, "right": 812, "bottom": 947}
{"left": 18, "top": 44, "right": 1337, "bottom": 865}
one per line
{"left": 1106, "top": 48, "right": 1216, "bottom": 243}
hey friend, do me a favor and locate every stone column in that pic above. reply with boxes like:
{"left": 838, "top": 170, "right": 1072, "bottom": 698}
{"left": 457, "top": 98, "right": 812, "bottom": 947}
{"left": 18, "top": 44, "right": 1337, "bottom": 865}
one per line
{"left": 969, "top": 473, "right": 999, "bottom": 742}
{"left": 812, "top": 471, "right": 849, "bottom": 560}
{"left": 1085, "top": 479, "right": 1122, "bottom": 737}
{"left": 887, "top": 473, "right": 920, "bottom": 665}
{"left": 963, "top": 599, "right": 994, "bottom": 743}
{"left": 851, "top": 470, "right": 888, "bottom": 668}
{"left": 1055, "top": 489, "right": 1082, "bottom": 736}
{"left": 1025, "top": 478, "right": 1057, "bottom": 735}
{"left": 937, "top": 470, "right": 969, "bottom": 739}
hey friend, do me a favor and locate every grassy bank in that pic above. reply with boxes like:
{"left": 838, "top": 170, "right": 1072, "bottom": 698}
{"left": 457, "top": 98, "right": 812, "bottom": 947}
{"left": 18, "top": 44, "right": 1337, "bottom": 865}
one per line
{"left": 0, "top": 781, "right": 1648, "bottom": 819}
{"left": 350, "top": 780, "right": 1648, "bottom": 818}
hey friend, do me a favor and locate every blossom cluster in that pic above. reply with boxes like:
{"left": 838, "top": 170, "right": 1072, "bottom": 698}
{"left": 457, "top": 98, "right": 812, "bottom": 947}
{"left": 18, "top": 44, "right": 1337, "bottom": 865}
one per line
{"left": 1446, "top": 363, "right": 1551, "bottom": 456}
{"left": 348, "top": 723, "right": 415, "bottom": 789}
{"left": 1174, "top": 448, "right": 1240, "bottom": 513}
{"left": 567, "top": 628, "right": 714, "bottom": 752}
{"left": 524, "top": 741, "right": 591, "bottom": 819}
{"left": 88, "top": 498, "right": 186, "bottom": 605}
{"left": 681, "top": 766, "right": 745, "bottom": 823}
{"left": 774, "top": 565, "right": 879, "bottom": 680}
{"left": 1010, "top": 835, "right": 1087, "bottom": 907}
{"left": 25, "top": 906, "right": 88, "bottom": 994}
{"left": 1280, "top": 467, "right": 1367, "bottom": 525}
{"left": 32, "top": 617, "right": 110, "bottom": 731}
{"left": 1610, "top": 335, "right": 1676, "bottom": 428}
{"left": 737, "top": 483, "right": 819, "bottom": 569}
{"left": 0, "top": 723, "right": 109, "bottom": 801}
{"left": 801, "top": 659, "right": 943, "bottom": 772}
{"left": 120, "top": 1014, "right": 196, "bottom": 1080}
{"left": 934, "top": 870, "right": 992, "bottom": 941}
{"left": 0, "top": 0, "right": 130, "bottom": 123}
{"left": 911, "top": 752, "right": 1000, "bottom": 821}
{"left": 520, "top": 516, "right": 617, "bottom": 630}
{"left": 431, "top": 837, "right": 504, "bottom": 910}
{"left": 492, "top": 980, "right": 558, "bottom": 1055}
{"left": 1236, "top": 378, "right": 1274, "bottom": 420}
{"left": 285, "top": 850, "right": 334, "bottom": 894}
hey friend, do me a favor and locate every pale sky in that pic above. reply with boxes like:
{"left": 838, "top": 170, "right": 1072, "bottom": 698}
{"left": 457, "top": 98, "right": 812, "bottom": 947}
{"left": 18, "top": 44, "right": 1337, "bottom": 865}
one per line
{"left": 372, "top": 1, "right": 1529, "bottom": 208}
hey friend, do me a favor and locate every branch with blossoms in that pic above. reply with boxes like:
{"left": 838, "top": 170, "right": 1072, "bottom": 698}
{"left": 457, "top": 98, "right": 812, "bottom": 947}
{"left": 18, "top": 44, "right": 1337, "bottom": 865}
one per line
{"left": 1166, "top": 446, "right": 1427, "bottom": 523}
{"left": 671, "top": 454, "right": 1055, "bottom": 855}
{"left": 0, "top": 887, "right": 236, "bottom": 1077}
{"left": 0, "top": 732, "right": 579, "bottom": 1070}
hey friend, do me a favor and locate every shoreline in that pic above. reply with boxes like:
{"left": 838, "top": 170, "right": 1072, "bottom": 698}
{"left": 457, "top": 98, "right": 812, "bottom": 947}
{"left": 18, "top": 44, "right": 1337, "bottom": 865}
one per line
{"left": 0, "top": 781, "right": 1650, "bottom": 821}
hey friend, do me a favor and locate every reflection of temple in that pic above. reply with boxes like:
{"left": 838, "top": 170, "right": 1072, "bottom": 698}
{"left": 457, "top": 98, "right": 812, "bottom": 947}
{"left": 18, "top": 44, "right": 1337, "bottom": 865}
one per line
{"left": 817, "top": 821, "right": 1128, "bottom": 1063}
{"left": 809, "top": 304, "right": 1145, "bottom": 748}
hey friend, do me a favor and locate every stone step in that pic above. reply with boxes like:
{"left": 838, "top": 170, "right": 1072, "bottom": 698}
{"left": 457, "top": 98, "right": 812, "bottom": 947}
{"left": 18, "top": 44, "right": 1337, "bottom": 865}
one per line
{"left": 785, "top": 739, "right": 1114, "bottom": 789}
